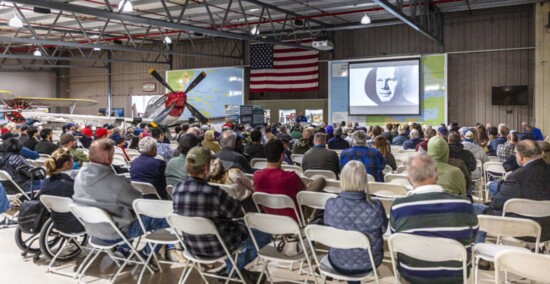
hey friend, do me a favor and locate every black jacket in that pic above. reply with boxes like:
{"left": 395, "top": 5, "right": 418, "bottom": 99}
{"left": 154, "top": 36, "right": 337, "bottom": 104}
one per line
{"left": 448, "top": 143, "right": 477, "bottom": 172}
{"left": 216, "top": 147, "right": 253, "bottom": 174}
{"left": 35, "top": 141, "right": 59, "bottom": 155}
{"left": 490, "top": 159, "right": 550, "bottom": 241}
{"left": 244, "top": 144, "right": 266, "bottom": 161}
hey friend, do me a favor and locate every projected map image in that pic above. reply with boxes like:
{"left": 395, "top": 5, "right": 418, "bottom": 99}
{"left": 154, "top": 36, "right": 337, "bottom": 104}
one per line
{"left": 166, "top": 68, "right": 243, "bottom": 119}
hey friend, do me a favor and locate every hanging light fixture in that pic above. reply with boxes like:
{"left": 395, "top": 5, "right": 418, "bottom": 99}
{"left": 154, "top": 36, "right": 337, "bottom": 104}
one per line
{"left": 8, "top": 13, "right": 23, "bottom": 28}
{"left": 361, "top": 13, "right": 371, "bottom": 25}
{"left": 117, "top": 0, "right": 133, "bottom": 12}
{"left": 250, "top": 26, "right": 259, "bottom": 36}
{"left": 33, "top": 49, "right": 42, "bottom": 56}
{"left": 93, "top": 47, "right": 101, "bottom": 51}
{"left": 163, "top": 36, "right": 172, "bottom": 44}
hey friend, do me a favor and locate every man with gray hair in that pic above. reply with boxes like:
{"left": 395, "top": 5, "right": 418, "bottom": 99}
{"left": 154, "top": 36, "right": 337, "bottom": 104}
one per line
{"left": 216, "top": 130, "right": 253, "bottom": 173}
{"left": 402, "top": 129, "right": 422, "bottom": 150}
{"left": 390, "top": 152, "right": 478, "bottom": 283}
{"left": 302, "top": 132, "right": 340, "bottom": 176}
{"left": 339, "top": 130, "right": 386, "bottom": 182}
{"left": 130, "top": 136, "right": 168, "bottom": 199}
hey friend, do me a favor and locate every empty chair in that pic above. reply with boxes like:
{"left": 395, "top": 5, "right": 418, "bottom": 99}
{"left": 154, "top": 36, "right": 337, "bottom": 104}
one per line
{"left": 473, "top": 215, "right": 540, "bottom": 284}
{"left": 250, "top": 158, "right": 268, "bottom": 170}
{"left": 494, "top": 250, "right": 550, "bottom": 284}
{"left": 131, "top": 181, "right": 161, "bottom": 199}
{"left": 388, "top": 233, "right": 469, "bottom": 284}
{"left": 303, "top": 169, "right": 337, "bottom": 180}
{"left": 252, "top": 192, "right": 303, "bottom": 227}
{"left": 296, "top": 191, "right": 336, "bottom": 225}
{"left": 483, "top": 161, "right": 506, "bottom": 182}
{"left": 368, "top": 182, "right": 408, "bottom": 215}
{"left": 281, "top": 164, "right": 304, "bottom": 176}
{"left": 305, "top": 224, "right": 380, "bottom": 284}
{"left": 502, "top": 198, "right": 550, "bottom": 243}
{"left": 244, "top": 213, "right": 315, "bottom": 283}
{"left": 167, "top": 214, "right": 248, "bottom": 284}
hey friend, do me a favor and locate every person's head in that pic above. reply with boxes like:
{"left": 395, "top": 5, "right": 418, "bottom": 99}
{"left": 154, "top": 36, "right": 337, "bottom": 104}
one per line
{"left": 410, "top": 129, "right": 420, "bottom": 140}
{"left": 537, "top": 141, "right": 550, "bottom": 165}
{"left": 204, "top": 130, "right": 216, "bottom": 141}
{"left": 340, "top": 161, "right": 370, "bottom": 200}
{"left": 367, "top": 67, "right": 402, "bottom": 104}
{"left": 477, "top": 125, "right": 488, "bottom": 141}
{"left": 487, "top": 126, "right": 498, "bottom": 137}
{"left": 515, "top": 140, "right": 542, "bottom": 166}
{"left": 27, "top": 126, "right": 38, "bottom": 138}
{"left": 406, "top": 153, "right": 438, "bottom": 187}
{"left": 95, "top": 127, "right": 108, "bottom": 139}
{"left": 138, "top": 136, "right": 157, "bottom": 157}
{"left": 178, "top": 134, "right": 201, "bottom": 155}
{"left": 1, "top": 137, "right": 22, "bottom": 154}
{"left": 126, "top": 126, "right": 134, "bottom": 134}
{"left": 498, "top": 123, "right": 508, "bottom": 134}
{"left": 250, "top": 130, "right": 262, "bottom": 143}
{"left": 499, "top": 126, "right": 509, "bottom": 138}
{"left": 313, "top": 132, "right": 327, "bottom": 146}
{"left": 448, "top": 132, "right": 461, "bottom": 144}
{"left": 372, "top": 126, "right": 382, "bottom": 138}
{"left": 351, "top": 130, "right": 367, "bottom": 146}
{"left": 45, "top": 149, "right": 73, "bottom": 176}
{"left": 334, "top": 127, "right": 343, "bottom": 138}
{"left": 509, "top": 132, "right": 519, "bottom": 144}
{"left": 219, "top": 130, "right": 236, "bottom": 149}
{"left": 181, "top": 123, "right": 190, "bottom": 133}
{"left": 186, "top": 127, "right": 200, "bottom": 136}
{"left": 116, "top": 138, "right": 125, "bottom": 147}
{"left": 40, "top": 128, "right": 53, "bottom": 141}
{"left": 89, "top": 138, "right": 114, "bottom": 166}
{"left": 265, "top": 139, "right": 284, "bottom": 164}
{"left": 186, "top": 146, "right": 216, "bottom": 179}
{"left": 373, "top": 136, "right": 389, "bottom": 156}
{"left": 398, "top": 124, "right": 407, "bottom": 135}
{"left": 302, "top": 128, "right": 314, "bottom": 139}
{"left": 20, "top": 125, "right": 28, "bottom": 135}
{"left": 386, "top": 123, "right": 393, "bottom": 132}
{"left": 60, "top": 133, "right": 76, "bottom": 149}
{"left": 174, "top": 126, "right": 183, "bottom": 134}
{"left": 151, "top": 128, "right": 164, "bottom": 141}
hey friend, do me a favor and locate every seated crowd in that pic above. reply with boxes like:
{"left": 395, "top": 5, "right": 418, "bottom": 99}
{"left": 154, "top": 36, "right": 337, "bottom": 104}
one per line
{"left": 0, "top": 118, "right": 548, "bottom": 284}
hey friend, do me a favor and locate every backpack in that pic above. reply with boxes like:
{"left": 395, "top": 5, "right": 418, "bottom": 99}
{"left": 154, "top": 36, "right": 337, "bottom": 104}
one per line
{"left": 18, "top": 199, "right": 48, "bottom": 234}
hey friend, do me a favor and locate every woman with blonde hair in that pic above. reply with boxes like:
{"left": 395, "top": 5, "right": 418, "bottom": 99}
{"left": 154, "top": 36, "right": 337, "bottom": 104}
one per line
{"left": 323, "top": 161, "right": 387, "bottom": 283}
{"left": 38, "top": 149, "right": 83, "bottom": 233}
{"left": 202, "top": 130, "right": 221, "bottom": 153}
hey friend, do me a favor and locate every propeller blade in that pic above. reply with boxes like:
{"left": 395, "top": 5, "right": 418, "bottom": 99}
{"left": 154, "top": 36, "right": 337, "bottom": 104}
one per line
{"left": 150, "top": 101, "right": 177, "bottom": 128}
{"left": 185, "top": 103, "right": 208, "bottom": 124}
{"left": 148, "top": 68, "right": 175, "bottom": 93}
{"left": 184, "top": 71, "right": 207, "bottom": 93}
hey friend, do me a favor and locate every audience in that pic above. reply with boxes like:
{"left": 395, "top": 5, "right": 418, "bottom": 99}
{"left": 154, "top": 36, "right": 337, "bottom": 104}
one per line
{"left": 327, "top": 128, "right": 350, "bottom": 150}
{"left": 476, "top": 125, "right": 490, "bottom": 152}
{"left": 427, "top": 136, "right": 466, "bottom": 195}
{"left": 340, "top": 131, "right": 386, "bottom": 182}
{"left": 201, "top": 130, "right": 221, "bottom": 153}
{"left": 447, "top": 133, "right": 477, "bottom": 174}
{"left": 496, "top": 131, "right": 517, "bottom": 162}
{"left": 292, "top": 127, "right": 314, "bottom": 155}
{"left": 324, "top": 161, "right": 387, "bottom": 281}
{"left": 522, "top": 121, "right": 544, "bottom": 141}
{"left": 390, "top": 153, "right": 478, "bottom": 283}
{"left": 301, "top": 133, "right": 340, "bottom": 177}
{"left": 18, "top": 125, "right": 29, "bottom": 145}
{"left": 391, "top": 124, "right": 408, "bottom": 146}
{"left": 216, "top": 130, "right": 253, "bottom": 173}
{"left": 59, "top": 133, "right": 88, "bottom": 167}
{"left": 130, "top": 136, "right": 168, "bottom": 200}
{"left": 402, "top": 129, "right": 421, "bottom": 150}
{"left": 22, "top": 127, "right": 39, "bottom": 151}
{"left": 462, "top": 130, "right": 487, "bottom": 180}
{"left": 208, "top": 158, "right": 253, "bottom": 201}
{"left": 35, "top": 128, "right": 58, "bottom": 155}
{"left": 165, "top": 134, "right": 200, "bottom": 186}
{"left": 540, "top": 141, "right": 550, "bottom": 165}
{"left": 488, "top": 126, "right": 508, "bottom": 156}
{"left": 152, "top": 128, "right": 173, "bottom": 162}
{"left": 244, "top": 130, "right": 266, "bottom": 160}
{"left": 0, "top": 138, "right": 34, "bottom": 193}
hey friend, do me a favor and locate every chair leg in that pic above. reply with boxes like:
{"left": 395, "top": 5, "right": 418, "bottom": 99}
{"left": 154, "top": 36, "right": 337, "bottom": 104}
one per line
{"left": 77, "top": 249, "right": 101, "bottom": 282}
{"left": 47, "top": 237, "right": 70, "bottom": 273}
{"left": 177, "top": 259, "right": 191, "bottom": 284}
{"left": 110, "top": 250, "right": 135, "bottom": 284}
{"left": 474, "top": 256, "right": 479, "bottom": 284}
{"left": 104, "top": 249, "right": 122, "bottom": 267}
{"left": 138, "top": 244, "right": 157, "bottom": 284}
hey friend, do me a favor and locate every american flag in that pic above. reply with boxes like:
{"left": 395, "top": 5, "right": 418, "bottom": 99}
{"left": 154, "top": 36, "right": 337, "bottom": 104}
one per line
{"left": 250, "top": 42, "right": 319, "bottom": 92}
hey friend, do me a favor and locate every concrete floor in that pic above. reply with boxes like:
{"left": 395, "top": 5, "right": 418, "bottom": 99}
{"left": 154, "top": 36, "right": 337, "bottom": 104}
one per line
{"left": 0, "top": 226, "right": 498, "bottom": 284}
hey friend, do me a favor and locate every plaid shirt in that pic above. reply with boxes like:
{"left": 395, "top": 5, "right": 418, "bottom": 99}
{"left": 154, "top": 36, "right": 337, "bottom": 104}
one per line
{"left": 496, "top": 142, "right": 515, "bottom": 162}
{"left": 339, "top": 146, "right": 386, "bottom": 182}
{"left": 173, "top": 176, "right": 247, "bottom": 258}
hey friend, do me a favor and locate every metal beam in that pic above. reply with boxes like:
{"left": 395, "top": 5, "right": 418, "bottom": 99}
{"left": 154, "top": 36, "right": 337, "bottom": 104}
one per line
{"left": 0, "top": 54, "right": 170, "bottom": 64}
{"left": 242, "top": 0, "right": 327, "bottom": 27}
{"left": 9, "top": 0, "right": 319, "bottom": 51}
{"left": 372, "top": 0, "right": 442, "bottom": 45}
{"left": 0, "top": 64, "right": 106, "bottom": 69}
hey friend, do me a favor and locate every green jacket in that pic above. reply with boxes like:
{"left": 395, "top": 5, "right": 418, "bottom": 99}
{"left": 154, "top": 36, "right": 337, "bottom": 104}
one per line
{"left": 69, "top": 148, "right": 89, "bottom": 167}
{"left": 427, "top": 137, "right": 466, "bottom": 196}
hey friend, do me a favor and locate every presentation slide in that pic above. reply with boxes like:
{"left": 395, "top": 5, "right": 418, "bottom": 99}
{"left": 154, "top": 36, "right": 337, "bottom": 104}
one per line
{"left": 349, "top": 59, "right": 420, "bottom": 115}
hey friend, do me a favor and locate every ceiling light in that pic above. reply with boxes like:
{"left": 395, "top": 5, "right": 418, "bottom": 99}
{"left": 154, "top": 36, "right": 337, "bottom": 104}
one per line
{"left": 163, "top": 36, "right": 172, "bottom": 44}
{"left": 117, "top": 0, "right": 133, "bottom": 12}
{"left": 8, "top": 13, "right": 22, "bottom": 28}
{"left": 93, "top": 47, "right": 101, "bottom": 51}
{"left": 249, "top": 8, "right": 259, "bottom": 12}
{"left": 250, "top": 26, "right": 259, "bottom": 36}
{"left": 361, "top": 13, "right": 371, "bottom": 25}
{"left": 33, "top": 49, "right": 42, "bottom": 56}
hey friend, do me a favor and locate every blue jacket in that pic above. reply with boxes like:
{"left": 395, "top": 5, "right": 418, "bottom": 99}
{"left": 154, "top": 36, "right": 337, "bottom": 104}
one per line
{"left": 488, "top": 137, "right": 507, "bottom": 156}
{"left": 130, "top": 154, "right": 168, "bottom": 199}
{"left": 531, "top": 127, "right": 544, "bottom": 141}
{"left": 324, "top": 192, "right": 387, "bottom": 272}
{"left": 403, "top": 138, "right": 422, "bottom": 150}
{"left": 327, "top": 136, "right": 350, "bottom": 150}
{"left": 392, "top": 134, "right": 408, "bottom": 146}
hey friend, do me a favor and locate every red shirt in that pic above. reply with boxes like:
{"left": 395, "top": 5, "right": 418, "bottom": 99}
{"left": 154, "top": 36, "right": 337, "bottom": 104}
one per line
{"left": 253, "top": 168, "right": 305, "bottom": 221}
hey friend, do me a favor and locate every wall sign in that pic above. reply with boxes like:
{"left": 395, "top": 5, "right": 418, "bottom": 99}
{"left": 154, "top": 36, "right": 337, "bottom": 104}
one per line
{"left": 142, "top": 83, "right": 156, "bottom": 92}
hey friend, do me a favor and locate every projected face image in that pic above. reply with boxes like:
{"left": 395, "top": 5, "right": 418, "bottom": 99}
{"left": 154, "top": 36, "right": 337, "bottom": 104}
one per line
{"left": 376, "top": 67, "right": 399, "bottom": 102}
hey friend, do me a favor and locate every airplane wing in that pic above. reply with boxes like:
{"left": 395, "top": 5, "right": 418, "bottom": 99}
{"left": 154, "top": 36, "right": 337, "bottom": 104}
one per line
{"left": 22, "top": 111, "right": 148, "bottom": 126}
{"left": 12, "top": 97, "right": 97, "bottom": 107}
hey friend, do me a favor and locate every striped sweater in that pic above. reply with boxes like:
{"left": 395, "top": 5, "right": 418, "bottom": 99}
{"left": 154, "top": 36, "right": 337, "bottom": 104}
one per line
{"left": 390, "top": 185, "right": 479, "bottom": 284}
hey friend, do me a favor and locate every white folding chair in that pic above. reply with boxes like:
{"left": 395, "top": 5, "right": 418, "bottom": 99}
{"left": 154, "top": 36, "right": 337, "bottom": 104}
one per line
{"left": 252, "top": 192, "right": 303, "bottom": 227}
{"left": 39, "top": 195, "right": 88, "bottom": 278}
{"left": 486, "top": 156, "right": 500, "bottom": 162}
{"left": 394, "top": 166, "right": 406, "bottom": 174}
{"left": 70, "top": 204, "right": 155, "bottom": 284}
{"left": 296, "top": 191, "right": 336, "bottom": 225}
{"left": 112, "top": 155, "right": 128, "bottom": 167}
{"left": 126, "top": 149, "right": 140, "bottom": 160}
{"left": 291, "top": 154, "right": 304, "bottom": 166}
{"left": 250, "top": 158, "right": 268, "bottom": 169}
{"left": 394, "top": 159, "right": 405, "bottom": 168}
{"left": 323, "top": 179, "right": 341, "bottom": 193}
{"left": 494, "top": 250, "right": 550, "bottom": 284}
{"left": 131, "top": 181, "right": 161, "bottom": 199}
{"left": 39, "top": 153, "right": 52, "bottom": 159}
{"left": 305, "top": 224, "right": 380, "bottom": 284}
{"left": 282, "top": 164, "right": 304, "bottom": 176}
{"left": 483, "top": 161, "right": 505, "bottom": 200}
{"left": 0, "top": 169, "right": 30, "bottom": 202}
{"left": 132, "top": 199, "right": 180, "bottom": 283}
{"left": 503, "top": 198, "right": 550, "bottom": 246}
{"left": 382, "top": 165, "right": 393, "bottom": 175}
{"left": 300, "top": 175, "right": 312, "bottom": 186}
{"left": 303, "top": 169, "right": 337, "bottom": 180}
{"left": 244, "top": 213, "right": 315, "bottom": 284}
{"left": 166, "top": 185, "right": 174, "bottom": 200}
{"left": 167, "top": 214, "right": 247, "bottom": 284}
{"left": 473, "top": 215, "right": 540, "bottom": 284}
{"left": 384, "top": 173, "right": 411, "bottom": 189}
{"left": 368, "top": 182, "right": 408, "bottom": 216}
{"left": 388, "top": 233, "right": 468, "bottom": 284}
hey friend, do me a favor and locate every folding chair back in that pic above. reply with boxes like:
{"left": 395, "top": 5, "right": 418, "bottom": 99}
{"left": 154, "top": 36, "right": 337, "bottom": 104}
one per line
{"left": 367, "top": 174, "right": 375, "bottom": 182}
{"left": 502, "top": 198, "right": 550, "bottom": 218}
{"left": 0, "top": 169, "right": 30, "bottom": 200}
{"left": 40, "top": 195, "right": 73, "bottom": 213}
{"left": 494, "top": 251, "right": 550, "bottom": 284}
{"left": 483, "top": 161, "right": 505, "bottom": 181}
{"left": 166, "top": 185, "right": 174, "bottom": 200}
{"left": 245, "top": 213, "right": 301, "bottom": 235}
{"left": 112, "top": 155, "right": 128, "bottom": 166}
{"left": 281, "top": 164, "right": 303, "bottom": 175}
{"left": 384, "top": 173, "right": 409, "bottom": 184}
{"left": 300, "top": 175, "right": 312, "bottom": 186}
{"left": 168, "top": 215, "right": 217, "bottom": 236}
{"left": 131, "top": 181, "right": 161, "bottom": 199}
{"left": 303, "top": 169, "right": 337, "bottom": 180}
{"left": 323, "top": 179, "right": 341, "bottom": 193}
{"left": 368, "top": 182, "right": 408, "bottom": 198}
{"left": 250, "top": 158, "right": 268, "bottom": 169}
{"left": 478, "top": 215, "right": 541, "bottom": 247}
{"left": 290, "top": 154, "right": 303, "bottom": 165}
{"left": 297, "top": 191, "right": 336, "bottom": 225}
{"left": 388, "top": 233, "right": 468, "bottom": 284}
{"left": 252, "top": 192, "right": 302, "bottom": 226}
{"left": 383, "top": 165, "right": 393, "bottom": 175}
{"left": 133, "top": 199, "right": 173, "bottom": 219}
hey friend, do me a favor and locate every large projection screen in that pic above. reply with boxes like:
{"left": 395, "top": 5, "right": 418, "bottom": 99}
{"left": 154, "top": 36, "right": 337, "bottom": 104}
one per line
{"left": 349, "top": 59, "right": 420, "bottom": 115}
